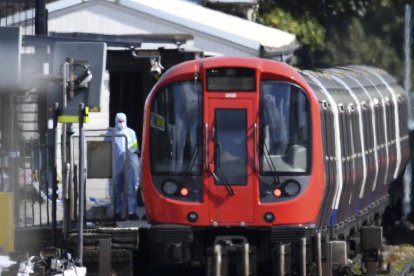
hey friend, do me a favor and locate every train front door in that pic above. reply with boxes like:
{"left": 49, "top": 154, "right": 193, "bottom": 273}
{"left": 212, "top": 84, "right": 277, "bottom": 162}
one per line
{"left": 206, "top": 97, "right": 256, "bottom": 224}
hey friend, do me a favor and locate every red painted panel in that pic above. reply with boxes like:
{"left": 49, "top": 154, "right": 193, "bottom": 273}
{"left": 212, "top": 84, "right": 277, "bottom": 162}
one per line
{"left": 205, "top": 97, "right": 256, "bottom": 224}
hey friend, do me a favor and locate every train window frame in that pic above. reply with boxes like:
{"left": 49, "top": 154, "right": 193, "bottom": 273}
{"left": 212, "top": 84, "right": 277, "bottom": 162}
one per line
{"left": 149, "top": 80, "right": 203, "bottom": 176}
{"left": 258, "top": 80, "right": 312, "bottom": 176}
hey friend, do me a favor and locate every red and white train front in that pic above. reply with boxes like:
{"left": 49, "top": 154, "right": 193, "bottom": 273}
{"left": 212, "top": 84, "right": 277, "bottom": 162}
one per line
{"left": 140, "top": 57, "right": 325, "bottom": 268}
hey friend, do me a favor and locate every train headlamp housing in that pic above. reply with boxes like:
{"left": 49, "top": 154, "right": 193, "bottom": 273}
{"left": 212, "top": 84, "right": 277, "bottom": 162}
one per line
{"left": 261, "top": 176, "right": 308, "bottom": 202}
{"left": 152, "top": 175, "right": 202, "bottom": 202}
{"left": 283, "top": 180, "right": 301, "bottom": 197}
{"left": 162, "top": 180, "right": 178, "bottom": 195}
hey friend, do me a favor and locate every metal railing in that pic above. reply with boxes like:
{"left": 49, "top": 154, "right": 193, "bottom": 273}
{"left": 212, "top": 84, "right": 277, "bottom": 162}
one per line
{"left": 0, "top": 0, "right": 50, "bottom": 35}
{"left": 0, "top": 0, "right": 35, "bottom": 34}
{"left": 69, "top": 129, "right": 130, "bottom": 223}
{"left": 17, "top": 141, "right": 52, "bottom": 227}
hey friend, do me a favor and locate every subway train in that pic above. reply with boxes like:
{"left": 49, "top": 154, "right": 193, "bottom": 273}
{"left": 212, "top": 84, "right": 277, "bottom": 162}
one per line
{"left": 139, "top": 57, "right": 409, "bottom": 274}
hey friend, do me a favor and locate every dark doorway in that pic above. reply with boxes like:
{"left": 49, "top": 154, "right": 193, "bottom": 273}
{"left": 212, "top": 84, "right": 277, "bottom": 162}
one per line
{"left": 107, "top": 49, "right": 202, "bottom": 146}
{"left": 109, "top": 70, "right": 146, "bottom": 145}
{"left": 107, "top": 50, "right": 156, "bottom": 146}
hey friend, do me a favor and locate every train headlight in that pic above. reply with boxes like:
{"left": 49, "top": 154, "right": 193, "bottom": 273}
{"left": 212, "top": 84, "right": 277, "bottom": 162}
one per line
{"left": 162, "top": 180, "right": 178, "bottom": 195}
{"left": 283, "top": 180, "right": 301, "bottom": 196}
{"left": 179, "top": 186, "right": 190, "bottom": 197}
{"left": 272, "top": 187, "right": 282, "bottom": 198}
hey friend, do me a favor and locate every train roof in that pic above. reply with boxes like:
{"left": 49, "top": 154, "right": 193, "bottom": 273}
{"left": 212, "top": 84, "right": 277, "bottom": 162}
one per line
{"left": 157, "top": 57, "right": 305, "bottom": 83}
{"left": 301, "top": 66, "right": 403, "bottom": 104}
{"left": 153, "top": 57, "right": 404, "bottom": 107}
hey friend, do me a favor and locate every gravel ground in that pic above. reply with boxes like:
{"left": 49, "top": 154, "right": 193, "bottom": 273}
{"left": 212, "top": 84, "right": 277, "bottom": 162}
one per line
{"left": 382, "top": 218, "right": 414, "bottom": 275}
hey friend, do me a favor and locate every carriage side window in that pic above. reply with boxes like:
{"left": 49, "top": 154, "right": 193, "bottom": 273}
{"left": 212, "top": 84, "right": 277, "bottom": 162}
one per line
{"left": 259, "top": 81, "right": 311, "bottom": 174}
{"left": 150, "top": 81, "right": 202, "bottom": 174}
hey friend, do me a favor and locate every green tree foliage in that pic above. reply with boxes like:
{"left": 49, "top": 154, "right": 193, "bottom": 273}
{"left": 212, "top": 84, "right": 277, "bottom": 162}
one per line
{"left": 258, "top": 0, "right": 409, "bottom": 85}
{"left": 261, "top": 8, "right": 325, "bottom": 52}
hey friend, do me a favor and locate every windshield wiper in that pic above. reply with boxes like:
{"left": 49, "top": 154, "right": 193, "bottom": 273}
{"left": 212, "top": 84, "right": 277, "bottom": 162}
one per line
{"left": 214, "top": 143, "right": 235, "bottom": 196}
{"left": 182, "top": 141, "right": 201, "bottom": 181}
{"left": 260, "top": 127, "right": 281, "bottom": 186}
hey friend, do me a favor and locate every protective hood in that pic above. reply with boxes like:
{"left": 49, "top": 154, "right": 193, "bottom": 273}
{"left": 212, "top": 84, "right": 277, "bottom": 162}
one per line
{"left": 115, "top": 112, "right": 127, "bottom": 130}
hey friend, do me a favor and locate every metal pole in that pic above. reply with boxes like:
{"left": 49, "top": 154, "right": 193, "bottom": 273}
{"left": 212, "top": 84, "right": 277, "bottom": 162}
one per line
{"left": 62, "top": 61, "right": 70, "bottom": 241}
{"left": 316, "top": 232, "right": 322, "bottom": 276}
{"left": 52, "top": 102, "right": 59, "bottom": 247}
{"left": 99, "top": 239, "right": 112, "bottom": 276}
{"left": 404, "top": 3, "right": 412, "bottom": 118}
{"left": 9, "top": 95, "right": 20, "bottom": 223}
{"left": 404, "top": 3, "right": 413, "bottom": 219}
{"left": 124, "top": 134, "right": 129, "bottom": 219}
{"left": 78, "top": 103, "right": 85, "bottom": 265}
{"left": 243, "top": 242, "right": 250, "bottom": 276}
{"left": 277, "top": 244, "right": 285, "bottom": 276}
{"left": 35, "top": 0, "right": 47, "bottom": 35}
{"left": 214, "top": 244, "right": 222, "bottom": 276}
{"left": 111, "top": 129, "right": 116, "bottom": 218}
{"left": 300, "top": 237, "right": 306, "bottom": 276}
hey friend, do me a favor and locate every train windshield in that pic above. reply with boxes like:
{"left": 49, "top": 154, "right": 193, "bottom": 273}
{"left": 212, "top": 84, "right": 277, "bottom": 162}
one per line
{"left": 150, "top": 81, "right": 202, "bottom": 174}
{"left": 259, "top": 81, "right": 311, "bottom": 174}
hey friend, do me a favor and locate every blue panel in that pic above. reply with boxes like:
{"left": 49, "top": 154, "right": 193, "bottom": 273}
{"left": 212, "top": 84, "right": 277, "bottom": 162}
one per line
{"left": 48, "top": 42, "right": 107, "bottom": 116}
{"left": 0, "top": 27, "right": 21, "bottom": 90}
{"left": 328, "top": 209, "right": 338, "bottom": 225}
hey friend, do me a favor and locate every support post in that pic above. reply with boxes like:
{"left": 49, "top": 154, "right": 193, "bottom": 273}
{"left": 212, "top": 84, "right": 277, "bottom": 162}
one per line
{"left": 35, "top": 0, "right": 47, "bottom": 35}
{"left": 243, "top": 242, "right": 249, "bottom": 276}
{"left": 99, "top": 238, "right": 112, "bottom": 276}
{"left": 78, "top": 103, "right": 85, "bottom": 265}
{"left": 404, "top": 3, "right": 413, "bottom": 220}
{"left": 299, "top": 237, "right": 306, "bottom": 276}
{"left": 276, "top": 244, "right": 285, "bottom": 276}
{"left": 214, "top": 244, "right": 222, "bottom": 276}
{"left": 62, "top": 61, "right": 70, "bottom": 242}
{"left": 52, "top": 102, "right": 59, "bottom": 247}
{"left": 316, "top": 232, "right": 322, "bottom": 276}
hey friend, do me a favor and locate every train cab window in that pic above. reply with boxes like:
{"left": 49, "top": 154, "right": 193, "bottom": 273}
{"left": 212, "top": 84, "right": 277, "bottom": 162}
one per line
{"left": 149, "top": 81, "right": 202, "bottom": 174}
{"left": 214, "top": 109, "right": 247, "bottom": 185}
{"left": 259, "top": 81, "right": 311, "bottom": 174}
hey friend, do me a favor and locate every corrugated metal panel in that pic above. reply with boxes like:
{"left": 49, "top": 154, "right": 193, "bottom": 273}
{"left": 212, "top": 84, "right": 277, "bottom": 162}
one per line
{"left": 48, "top": 3, "right": 177, "bottom": 34}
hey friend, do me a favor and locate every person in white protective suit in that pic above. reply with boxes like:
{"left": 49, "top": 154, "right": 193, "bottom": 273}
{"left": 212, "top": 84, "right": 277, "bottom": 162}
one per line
{"left": 108, "top": 112, "right": 140, "bottom": 220}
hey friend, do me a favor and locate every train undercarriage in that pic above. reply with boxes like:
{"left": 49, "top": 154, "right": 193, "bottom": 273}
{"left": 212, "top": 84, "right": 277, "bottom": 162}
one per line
{"left": 139, "top": 195, "right": 397, "bottom": 275}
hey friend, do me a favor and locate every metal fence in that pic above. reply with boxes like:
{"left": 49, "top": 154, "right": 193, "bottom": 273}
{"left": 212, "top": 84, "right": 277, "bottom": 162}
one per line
{"left": 17, "top": 141, "right": 51, "bottom": 227}
{"left": 0, "top": 0, "right": 36, "bottom": 34}
{"left": 0, "top": 0, "right": 51, "bottom": 35}
{"left": 15, "top": 129, "right": 130, "bottom": 228}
